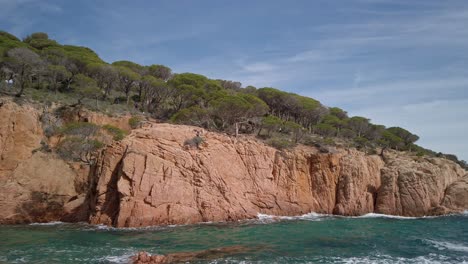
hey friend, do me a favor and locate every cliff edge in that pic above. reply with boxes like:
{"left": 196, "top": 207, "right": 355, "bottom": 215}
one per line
{"left": 0, "top": 100, "right": 466, "bottom": 226}
{"left": 89, "top": 123, "right": 467, "bottom": 227}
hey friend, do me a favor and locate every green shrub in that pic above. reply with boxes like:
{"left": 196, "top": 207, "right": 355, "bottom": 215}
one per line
{"left": 128, "top": 116, "right": 142, "bottom": 129}
{"left": 171, "top": 106, "right": 209, "bottom": 127}
{"left": 59, "top": 122, "right": 99, "bottom": 137}
{"left": 323, "top": 137, "right": 335, "bottom": 145}
{"left": 368, "top": 148, "right": 378, "bottom": 155}
{"left": 354, "top": 137, "right": 369, "bottom": 148}
{"left": 184, "top": 136, "right": 204, "bottom": 149}
{"left": 56, "top": 137, "right": 104, "bottom": 163}
{"left": 102, "top": 124, "right": 127, "bottom": 141}
{"left": 266, "top": 137, "right": 295, "bottom": 150}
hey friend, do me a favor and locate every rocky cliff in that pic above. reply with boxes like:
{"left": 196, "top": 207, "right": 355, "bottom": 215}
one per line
{"left": 0, "top": 99, "right": 131, "bottom": 223}
{"left": 0, "top": 99, "right": 466, "bottom": 226}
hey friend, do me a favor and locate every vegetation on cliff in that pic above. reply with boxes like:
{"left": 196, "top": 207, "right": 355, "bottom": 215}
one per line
{"left": 0, "top": 30, "right": 466, "bottom": 168}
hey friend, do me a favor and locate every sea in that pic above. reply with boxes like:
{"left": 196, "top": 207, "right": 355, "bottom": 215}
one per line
{"left": 1, "top": 212, "right": 467, "bottom": 263}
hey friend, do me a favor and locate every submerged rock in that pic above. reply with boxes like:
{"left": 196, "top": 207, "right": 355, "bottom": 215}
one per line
{"left": 132, "top": 245, "right": 252, "bottom": 264}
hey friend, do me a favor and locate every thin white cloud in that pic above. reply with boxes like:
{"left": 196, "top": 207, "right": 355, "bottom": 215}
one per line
{"left": 312, "top": 77, "right": 468, "bottom": 106}
{"left": 351, "top": 99, "right": 468, "bottom": 160}
{"left": 243, "top": 62, "right": 276, "bottom": 73}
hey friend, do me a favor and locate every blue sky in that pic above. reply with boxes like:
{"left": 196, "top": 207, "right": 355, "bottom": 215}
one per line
{"left": 1, "top": 0, "right": 467, "bottom": 160}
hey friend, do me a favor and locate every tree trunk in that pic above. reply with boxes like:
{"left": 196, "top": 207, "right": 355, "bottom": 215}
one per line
{"left": 15, "top": 82, "right": 25, "bottom": 97}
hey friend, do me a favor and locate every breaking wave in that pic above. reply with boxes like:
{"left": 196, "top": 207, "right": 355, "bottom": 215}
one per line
{"left": 29, "top": 221, "right": 64, "bottom": 226}
{"left": 426, "top": 239, "right": 468, "bottom": 253}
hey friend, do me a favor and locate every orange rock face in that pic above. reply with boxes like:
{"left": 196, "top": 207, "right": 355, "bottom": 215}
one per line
{"left": 0, "top": 100, "right": 132, "bottom": 224}
{"left": 376, "top": 153, "right": 466, "bottom": 216}
{"left": 0, "top": 100, "right": 466, "bottom": 226}
{"left": 89, "top": 123, "right": 467, "bottom": 227}
{"left": 0, "top": 100, "right": 88, "bottom": 223}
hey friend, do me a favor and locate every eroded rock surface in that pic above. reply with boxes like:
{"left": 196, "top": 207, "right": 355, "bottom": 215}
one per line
{"left": 0, "top": 99, "right": 466, "bottom": 226}
{"left": 89, "top": 123, "right": 467, "bottom": 227}
{"left": 376, "top": 153, "right": 466, "bottom": 216}
{"left": 0, "top": 100, "right": 90, "bottom": 223}
{"left": 0, "top": 99, "right": 130, "bottom": 224}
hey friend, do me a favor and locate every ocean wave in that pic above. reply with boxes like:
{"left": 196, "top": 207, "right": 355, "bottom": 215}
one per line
{"left": 80, "top": 223, "right": 174, "bottom": 232}
{"left": 97, "top": 253, "right": 134, "bottom": 264}
{"left": 355, "top": 213, "right": 422, "bottom": 219}
{"left": 255, "top": 212, "right": 429, "bottom": 222}
{"left": 25, "top": 210, "right": 467, "bottom": 230}
{"left": 256, "top": 211, "right": 468, "bottom": 222}
{"left": 426, "top": 239, "right": 468, "bottom": 253}
{"left": 323, "top": 254, "right": 455, "bottom": 264}
{"left": 29, "top": 221, "right": 64, "bottom": 226}
{"left": 256, "top": 212, "right": 330, "bottom": 222}
{"left": 205, "top": 254, "right": 463, "bottom": 264}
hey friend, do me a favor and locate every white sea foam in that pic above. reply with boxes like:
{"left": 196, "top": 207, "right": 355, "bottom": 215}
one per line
{"left": 356, "top": 213, "right": 421, "bottom": 219}
{"left": 256, "top": 212, "right": 328, "bottom": 222}
{"left": 327, "top": 255, "right": 453, "bottom": 264}
{"left": 427, "top": 239, "right": 468, "bottom": 253}
{"left": 98, "top": 253, "right": 134, "bottom": 264}
{"left": 29, "top": 221, "right": 64, "bottom": 226}
{"left": 206, "top": 254, "right": 462, "bottom": 264}
{"left": 256, "top": 212, "right": 428, "bottom": 222}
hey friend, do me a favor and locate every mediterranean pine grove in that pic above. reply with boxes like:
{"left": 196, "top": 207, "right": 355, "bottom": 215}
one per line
{"left": 0, "top": 30, "right": 466, "bottom": 168}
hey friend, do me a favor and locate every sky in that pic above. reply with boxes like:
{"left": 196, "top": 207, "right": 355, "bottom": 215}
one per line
{"left": 1, "top": 0, "right": 467, "bottom": 160}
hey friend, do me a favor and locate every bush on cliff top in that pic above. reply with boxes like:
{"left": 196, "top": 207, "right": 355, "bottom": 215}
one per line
{"left": 102, "top": 124, "right": 127, "bottom": 141}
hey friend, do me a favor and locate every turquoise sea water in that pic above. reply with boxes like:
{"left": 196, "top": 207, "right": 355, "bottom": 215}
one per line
{"left": 1, "top": 212, "right": 467, "bottom": 263}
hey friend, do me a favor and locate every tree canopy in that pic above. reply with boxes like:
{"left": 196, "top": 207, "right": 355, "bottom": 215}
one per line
{"left": 0, "top": 30, "right": 459, "bottom": 165}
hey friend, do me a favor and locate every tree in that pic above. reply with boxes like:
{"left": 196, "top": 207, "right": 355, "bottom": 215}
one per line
{"left": 218, "top": 79, "right": 242, "bottom": 90}
{"left": 242, "top": 85, "right": 257, "bottom": 94}
{"left": 46, "top": 65, "right": 71, "bottom": 93}
{"left": 321, "top": 114, "right": 344, "bottom": 136}
{"left": 168, "top": 73, "right": 208, "bottom": 89}
{"left": 238, "top": 93, "right": 269, "bottom": 118}
{"left": 170, "top": 84, "right": 204, "bottom": 113}
{"left": 339, "top": 128, "right": 356, "bottom": 139}
{"left": 211, "top": 95, "right": 252, "bottom": 131}
{"left": 116, "top": 66, "right": 140, "bottom": 104}
{"left": 378, "top": 130, "right": 404, "bottom": 155}
{"left": 140, "top": 75, "right": 172, "bottom": 113}
{"left": 23, "top": 32, "right": 58, "bottom": 50}
{"left": 347, "top": 116, "right": 370, "bottom": 138}
{"left": 23, "top": 32, "right": 49, "bottom": 42}
{"left": 314, "top": 123, "right": 337, "bottom": 137}
{"left": 329, "top": 107, "right": 348, "bottom": 119}
{"left": 112, "top": 60, "right": 146, "bottom": 75}
{"left": 282, "top": 121, "right": 306, "bottom": 143}
{"left": 387, "top": 127, "right": 419, "bottom": 150}
{"left": 5, "top": 47, "right": 44, "bottom": 96}
{"left": 258, "top": 115, "right": 283, "bottom": 136}
{"left": 147, "top": 64, "right": 172, "bottom": 81}
{"left": 460, "top": 160, "right": 467, "bottom": 169}
{"left": 70, "top": 74, "right": 101, "bottom": 106}
{"left": 171, "top": 106, "right": 210, "bottom": 127}
{"left": 87, "top": 63, "right": 118, "bottom": 99}
{"left": 354, "top": 137, "right": 370, "bottom": 150}
{"left": 365, "top": 124, "right": 386, "bottom": 141}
